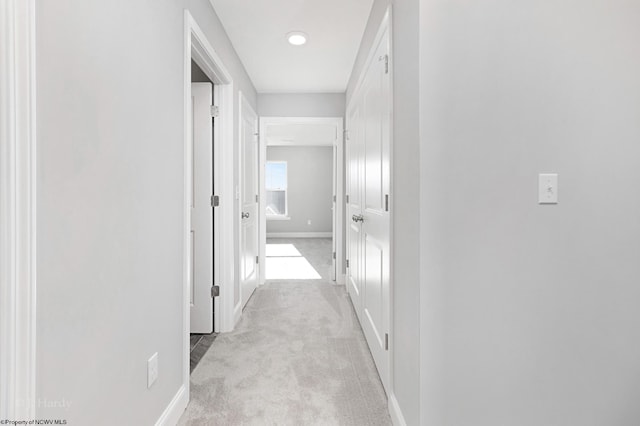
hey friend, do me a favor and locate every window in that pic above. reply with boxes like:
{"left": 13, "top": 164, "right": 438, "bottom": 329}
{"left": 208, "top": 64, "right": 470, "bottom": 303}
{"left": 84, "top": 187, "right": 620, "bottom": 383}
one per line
{"left": 266, "top": 161, "right": 288, "bottom": 217}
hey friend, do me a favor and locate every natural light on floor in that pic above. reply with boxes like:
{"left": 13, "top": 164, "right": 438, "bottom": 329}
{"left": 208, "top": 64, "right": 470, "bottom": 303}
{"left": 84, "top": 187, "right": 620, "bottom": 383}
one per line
{"left": 266, "top": 243, "right": 322, "bottom": 280}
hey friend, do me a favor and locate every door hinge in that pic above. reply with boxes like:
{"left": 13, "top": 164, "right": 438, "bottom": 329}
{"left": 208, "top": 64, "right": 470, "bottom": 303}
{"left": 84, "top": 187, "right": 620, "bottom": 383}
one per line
{"left": 346, "top": 195, "right": 350, "bottom": 204}
{"left": 256, "top": 256, "right": 259, "bottom": 264}
{"left": 385, "top": 194, "right": 389, "bottom": 212}
{"left": 211, "top": 195, "right": 220, "bottom": 207}
{"left": 333, "top": 195, "right": 336, "bottom": 203}
{"left": 346, "top": 259, "right": 349, "bottom": 268}
{"left": 384, "top": 333, "right": 389, "bottom": 351}
{"left": 255, "top": 194, "right": 259, "bottom": 203}
{"left": 379, "top": 54, "right": 389, "bottom": 74}
{"left": 211, "top": 285, "right": 220, "bottom": 298}
{"left": 333, "top": 252, "right": 336, "bottom": 260}
{"left": 210, "top": 105, "right": 219, "bottom": 118}
{"left": 344, "top": 129, "right": 349, "bottom": 141}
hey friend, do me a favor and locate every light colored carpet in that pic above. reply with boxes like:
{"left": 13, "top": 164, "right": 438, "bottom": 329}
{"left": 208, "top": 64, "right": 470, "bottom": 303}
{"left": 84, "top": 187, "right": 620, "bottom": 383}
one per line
{"left": 178, "top": 238, "right": 391, "bottom": 426}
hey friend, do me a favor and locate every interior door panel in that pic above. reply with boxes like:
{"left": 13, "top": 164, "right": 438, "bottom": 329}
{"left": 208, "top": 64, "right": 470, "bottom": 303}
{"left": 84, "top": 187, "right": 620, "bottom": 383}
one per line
{"left": 191, "top": 83, "right": 214, "bottom": 334}
{"left": 240, "top": 96, "right": 259, "bottom": 311}
{"left": 345, "top": 28, "right": 391, "bottom": 393}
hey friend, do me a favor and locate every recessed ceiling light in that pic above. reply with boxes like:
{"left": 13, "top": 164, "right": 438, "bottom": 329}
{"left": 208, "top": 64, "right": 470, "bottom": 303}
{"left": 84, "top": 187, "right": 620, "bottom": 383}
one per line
{"left": 286, "top": 31, "right": 308, "bottom": 46}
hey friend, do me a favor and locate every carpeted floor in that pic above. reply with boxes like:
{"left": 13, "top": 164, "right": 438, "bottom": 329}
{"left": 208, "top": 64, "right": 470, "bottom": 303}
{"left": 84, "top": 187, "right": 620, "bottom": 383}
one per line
{"left": 179, "top": 238, "right": 391, "bottom": 426}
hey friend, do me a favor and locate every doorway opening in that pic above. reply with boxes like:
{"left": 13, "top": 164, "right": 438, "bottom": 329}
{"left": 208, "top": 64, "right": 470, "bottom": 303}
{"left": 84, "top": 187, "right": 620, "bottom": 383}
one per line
{"left": 182, "top": 10, "right": 236, "bottom": 405}
{"left": 189, "top": 60, "right": 218, "bottom": 372}
{"left": 258, "top": 117, "right": 344, "bottom": 284}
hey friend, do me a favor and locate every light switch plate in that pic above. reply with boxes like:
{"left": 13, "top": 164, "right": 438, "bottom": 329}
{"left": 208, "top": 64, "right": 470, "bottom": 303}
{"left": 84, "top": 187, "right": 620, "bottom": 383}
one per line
{"left": 539, "top": 174, "right": 558, "bottom": 204}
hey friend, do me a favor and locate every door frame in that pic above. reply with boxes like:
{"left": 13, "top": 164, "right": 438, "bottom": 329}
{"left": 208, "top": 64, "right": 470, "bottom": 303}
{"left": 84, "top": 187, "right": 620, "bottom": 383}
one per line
{"left": 236, "top": 91, "right": 259, "bottom": 323}
{"left": 258, "top": 117, "right": 344, "bottom": 285}
{"left": 0, "top": 0, "right": 37, "bottom": 420}
{"left": 181, "top": 9, "right": 235, "bottom": 413}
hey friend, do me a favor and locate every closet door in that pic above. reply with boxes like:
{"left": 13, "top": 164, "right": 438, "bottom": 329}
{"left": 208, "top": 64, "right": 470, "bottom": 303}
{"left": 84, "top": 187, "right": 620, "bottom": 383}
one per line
{"left": 346, "top": 27, "right": 391, "bottom": 393}
{"left": 360, "top": 28, "right": 391, "bottom": 392}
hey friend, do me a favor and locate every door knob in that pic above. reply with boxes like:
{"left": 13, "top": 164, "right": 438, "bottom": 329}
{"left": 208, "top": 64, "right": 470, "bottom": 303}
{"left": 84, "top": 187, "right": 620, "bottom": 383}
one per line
{"left": 242, "top": 212, "right": 250, "bottom": 219}
{"left": 352, "top": 214, "right": 364, "bottom": 223}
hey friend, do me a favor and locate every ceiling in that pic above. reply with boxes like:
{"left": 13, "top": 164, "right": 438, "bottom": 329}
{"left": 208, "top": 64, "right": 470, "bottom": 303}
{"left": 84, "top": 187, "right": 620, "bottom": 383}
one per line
{"left": 209, "top": 0, "right": 374, "bottom": 93}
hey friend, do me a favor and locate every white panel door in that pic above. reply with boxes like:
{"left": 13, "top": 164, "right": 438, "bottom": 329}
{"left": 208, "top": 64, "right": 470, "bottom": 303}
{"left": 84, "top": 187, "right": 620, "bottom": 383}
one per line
{"left": 332, "top": 146, "right": 337, "bottom": 282}
{"left": 191, "top": 83, "right": 214, "bottom": 334}
{"left": 240, "top": 96, "right": 259, "bottom": 309}
{"left": 346, "top": 104, "right": 364, "bottom": 319}
{"left": 346, "top": 28, "right": 391, "bottom": 393}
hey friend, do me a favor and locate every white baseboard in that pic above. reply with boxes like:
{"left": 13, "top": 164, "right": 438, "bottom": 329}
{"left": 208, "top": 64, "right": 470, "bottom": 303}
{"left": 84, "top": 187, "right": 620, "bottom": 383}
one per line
{"left": 155, "top": 384, "right": 187, "bottom": 426}
{"left": 266, "top": 232, "right": 332, "bottom": 238}
{"left": 388, "top": 393, "right": 407, "bottom": 426}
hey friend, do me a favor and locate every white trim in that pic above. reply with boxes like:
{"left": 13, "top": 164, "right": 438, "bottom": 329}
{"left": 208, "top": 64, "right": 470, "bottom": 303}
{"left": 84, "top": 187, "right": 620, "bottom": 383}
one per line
{"left": 266, "top": 215, "right": 291, "bottom": 221}
{"left": 385, "top": 5, "right": 395, "bottom": 403}
{"left": 386, "top": 5, "right": 395, "bottom": 407}
{"left": 182, "top": 12, "right": 193, "bottom": 417}
{"left": 259, "top": 116, "right": 343, "bottom": 125}
{"left": 259, "top": 116, "right": 344, "bottom": 285}
{"left": 260, "top": 116, "right": 341, "bottom": 146}
{"left": 182, "top": 10, "right": 236, "bottom": 422}
{"left": 266, "top": 232, "right": 332, "bottom": 239}
{"left": 388, "top": 393, "right": 407, "bottom": 426}
{"left": 185, "top": 9, "right": 235, "bottom": 336}
{"left": 259, "top": 122, "right": 266, "bottom": 285}
{"left": 0, "top": 0, "right": 37, "bottom": 420}
{"left": 335, "top": 119, "right": 344, "bottom": 285}
{"left": 154, "top": 385, "right": 188, "bottom": 426}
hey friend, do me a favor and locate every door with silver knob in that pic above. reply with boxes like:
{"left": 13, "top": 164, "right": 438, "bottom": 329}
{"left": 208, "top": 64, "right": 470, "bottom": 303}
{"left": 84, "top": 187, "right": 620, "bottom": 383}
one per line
{"left": 345, "top": 26, "right": 391, "bottom": 394}
{"left": 239, "top": 93, "right": 259, "bottom": 311}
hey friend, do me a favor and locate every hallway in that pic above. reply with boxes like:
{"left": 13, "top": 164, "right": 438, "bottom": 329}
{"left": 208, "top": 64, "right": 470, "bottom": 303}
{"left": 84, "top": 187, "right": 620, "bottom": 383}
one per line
{"left": 179, "top": 239, "right": 391, "bottom": 425}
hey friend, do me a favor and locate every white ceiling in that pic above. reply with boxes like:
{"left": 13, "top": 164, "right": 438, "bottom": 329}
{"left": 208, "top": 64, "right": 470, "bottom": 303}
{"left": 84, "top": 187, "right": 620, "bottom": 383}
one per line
{"left": 209, "top": 0, "right": 374, "bottom": 93}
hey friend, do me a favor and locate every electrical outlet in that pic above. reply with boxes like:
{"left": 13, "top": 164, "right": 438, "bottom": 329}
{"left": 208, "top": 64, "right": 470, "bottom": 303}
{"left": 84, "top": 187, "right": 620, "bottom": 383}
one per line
{"left": 147, "top": 352, "right": 158, "bottom": 389}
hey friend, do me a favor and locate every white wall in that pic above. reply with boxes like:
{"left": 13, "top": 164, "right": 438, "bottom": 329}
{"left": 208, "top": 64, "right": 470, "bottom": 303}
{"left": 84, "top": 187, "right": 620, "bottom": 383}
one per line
{"left": 346, "top": 1, "right": 421, "bottom": 424}
{"left": 419, "top": 0, "right": 640, "bottom": 425}
{"left": 266, "top": 146, "right": 333, "bottom": 234}
{"left": 35, "top": 0, "right": 256, "bottom": 423}
{"left": 258, "top": 93, "right": 345, "bottom": 117}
